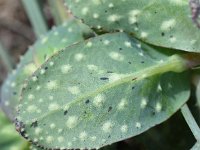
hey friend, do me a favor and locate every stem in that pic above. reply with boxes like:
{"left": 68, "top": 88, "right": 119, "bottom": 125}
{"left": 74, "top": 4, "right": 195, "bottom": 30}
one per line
{"left": 0, "top": 42, "right": 13, "bottom": 72}
{"left": 181, "top": 104, "right": 200, "bottom": 142}
{"left": 22, "top": 0, "right": 48, "bottom": 38}
{"left": 48, "top": 0, "right": 69, "bottom": 25}
{"left": 191, "top": 142, "right": 200, "bottom": 150}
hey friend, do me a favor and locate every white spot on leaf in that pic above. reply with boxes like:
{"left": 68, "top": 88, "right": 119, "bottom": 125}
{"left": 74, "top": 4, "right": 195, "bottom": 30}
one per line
{"left": 87, "top": 64, "right": 98, "bottom": 71}
{"left": 135, "top": 122, "right": 141, "bottom": 129}
{"left": 66, "top": 116, "right": 78, "bottom": 129}
{"left": 67, "top": 86, "right": 80, "bottom": 95}
{"left": 93, "top": 94, "right": 106, "bottom": 107}
{"left": 117, "top": 98, "right": 128, "bottom": 110}
{"left": 46, "top": 136, "right": 54, "bottom": 143}
{"left": 79, "top": 131, "right": 87, "bottom": 141}
{"left": 160, "top": 19, "right": 176, "bottom": 31}
{"left": 61, "top": 64, "right": 72, "bottom": 74}
{"left": 102, "top": 121, "right": 113, "bottom": 133}
{"left": 140, "top": 98, "right": 147, "bottom": 109}
{"left": 27, "top": 105, "right": 37, "bottom": 112}
{"left": 120, "top": 125, "right": 128, "bottom": 133}
{"left": 74, "top": 53, "right": 85, "bottom": 61}
{"left": 107, "top": 14, "right": 121, "bottom": 22}
{"left": 48, "top": 103, "right": 59, "bottom": 111}
{"left": 109, "top": 51, "right": 124, "bottom": 61}
{"left": 155, "top": 102, "right": 162, "bottom": 112}
{"left": 46, "top": 80, "right": 58, "bottom": 90}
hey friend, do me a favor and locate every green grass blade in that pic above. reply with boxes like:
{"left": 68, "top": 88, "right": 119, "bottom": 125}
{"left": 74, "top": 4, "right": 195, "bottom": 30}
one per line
{"left": 0, "top": 42, "right": 13, "bottom": 72}
{"left": 22, "top": 0, "right": 48, "bottom": 37}
{"left": 181, "top": 104, "right": 200, "bottom": 142}
{"left": 48, "top": 0, "right": 69, "bottom": 25}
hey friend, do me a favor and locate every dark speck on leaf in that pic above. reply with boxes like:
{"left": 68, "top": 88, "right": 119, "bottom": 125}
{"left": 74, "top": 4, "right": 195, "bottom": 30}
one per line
{"left": 13, "top": 92, "right": 17, "bottom": 95}
{"left": 107, "top": 71, "right": 113, "bottom": 73}
{"left": 141, "top": 61, "right": 145, "bottom": 63}
{"left": 128, "top": 62, "right": 131, "bottom": 64}
{"left": 132, "top": 86, "right": 135, "bottom": 90}
{"left": 132, "top": 77, "right": 137, "bottom": 81}
{"left": 64, "top": 110, "right": 68, "bottom": 115}
{"left": 100, "top": 77, "right": 109, "bottom": 80}
{"left": 119, "top": 47, "right": 123, "bottom": 50}
{"left": 31, "top": 121, "right": 38, "bottom": 128}
{"left": 45, "top": 66, "right": 48, "bottom": 70}
{"left": 85, "top": 99, "right": 90, "bottom": 104}
{"left": 108, "top": 106, "right": 112, "bottom": 112}
{"left": 161, "top": 32, "right": 165, "bottom": 36}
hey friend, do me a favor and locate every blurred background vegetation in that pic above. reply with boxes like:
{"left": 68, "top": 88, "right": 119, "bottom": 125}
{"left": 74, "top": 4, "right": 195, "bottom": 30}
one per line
{"left": 0, "top": 0, "right": 199, "bottom": 150}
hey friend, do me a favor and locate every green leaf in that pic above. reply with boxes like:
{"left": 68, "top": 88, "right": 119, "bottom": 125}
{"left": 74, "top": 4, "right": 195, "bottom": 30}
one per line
{"left": 196, "top": 78, "right": 200, "bottom": 107}
{"left": 65, "top": 0, "right": 200, "bottom": 52}
{"left": 17, "top": 32, "right": 190, "bottom": 149}
{"left": 0, "top": 110, "right": 29, "bottom": 150}
{"left": 0, "top": 19, "right": 94, "bottom": 120}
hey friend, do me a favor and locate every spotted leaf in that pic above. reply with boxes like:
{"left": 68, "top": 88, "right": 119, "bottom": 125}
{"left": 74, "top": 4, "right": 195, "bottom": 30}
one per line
{"left": 65, "top": 0, "right": 200, "bottom": 52}
{"left": 0, "top": 19, "right": 94, "bottom": 120}
{"left": 17, "top": 33, "right": 190, "bottom": 149}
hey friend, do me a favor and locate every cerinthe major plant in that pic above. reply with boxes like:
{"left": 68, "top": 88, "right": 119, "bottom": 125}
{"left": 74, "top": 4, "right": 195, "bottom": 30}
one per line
{"left": 1, "top": 0, "right": 200, "bottom": 150}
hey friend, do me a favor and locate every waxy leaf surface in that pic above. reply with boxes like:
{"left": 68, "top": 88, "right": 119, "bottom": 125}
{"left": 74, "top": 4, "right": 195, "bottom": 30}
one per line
{"left": 0, "top": 20, "right": 93, "bottom": 120}
{"left": 65, "top": 0, "right": 200, "bottom": 52}
{"left": 17, "top": 33, "right": 190, "bottom": 149}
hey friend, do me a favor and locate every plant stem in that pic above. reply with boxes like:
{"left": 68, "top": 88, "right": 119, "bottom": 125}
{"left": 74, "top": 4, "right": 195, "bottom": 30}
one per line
{"left": 48, "top": 0, "right": 69, "bottom": 25}
{"left": 181, "top": 104, "right": 200, "bottom": 142}
{"left": 0, "top": 42, "right": 13, "bottom": 72}
{"left": 191, "top": 142, "right": 200, "bottom": 150}
{"left": 22, "top": 0, "right": 48, "bottom": 38}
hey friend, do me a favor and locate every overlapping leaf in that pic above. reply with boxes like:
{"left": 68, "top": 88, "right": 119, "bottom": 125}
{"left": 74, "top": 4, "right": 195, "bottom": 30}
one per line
{"left": 65, "top": 0, "right": 200, "bottom": 52}
{"left": 17, "top": 33, "right": 190, "bottom": 149}
{"left": 0, "top": 19, "right": 94, "bottom": 120}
